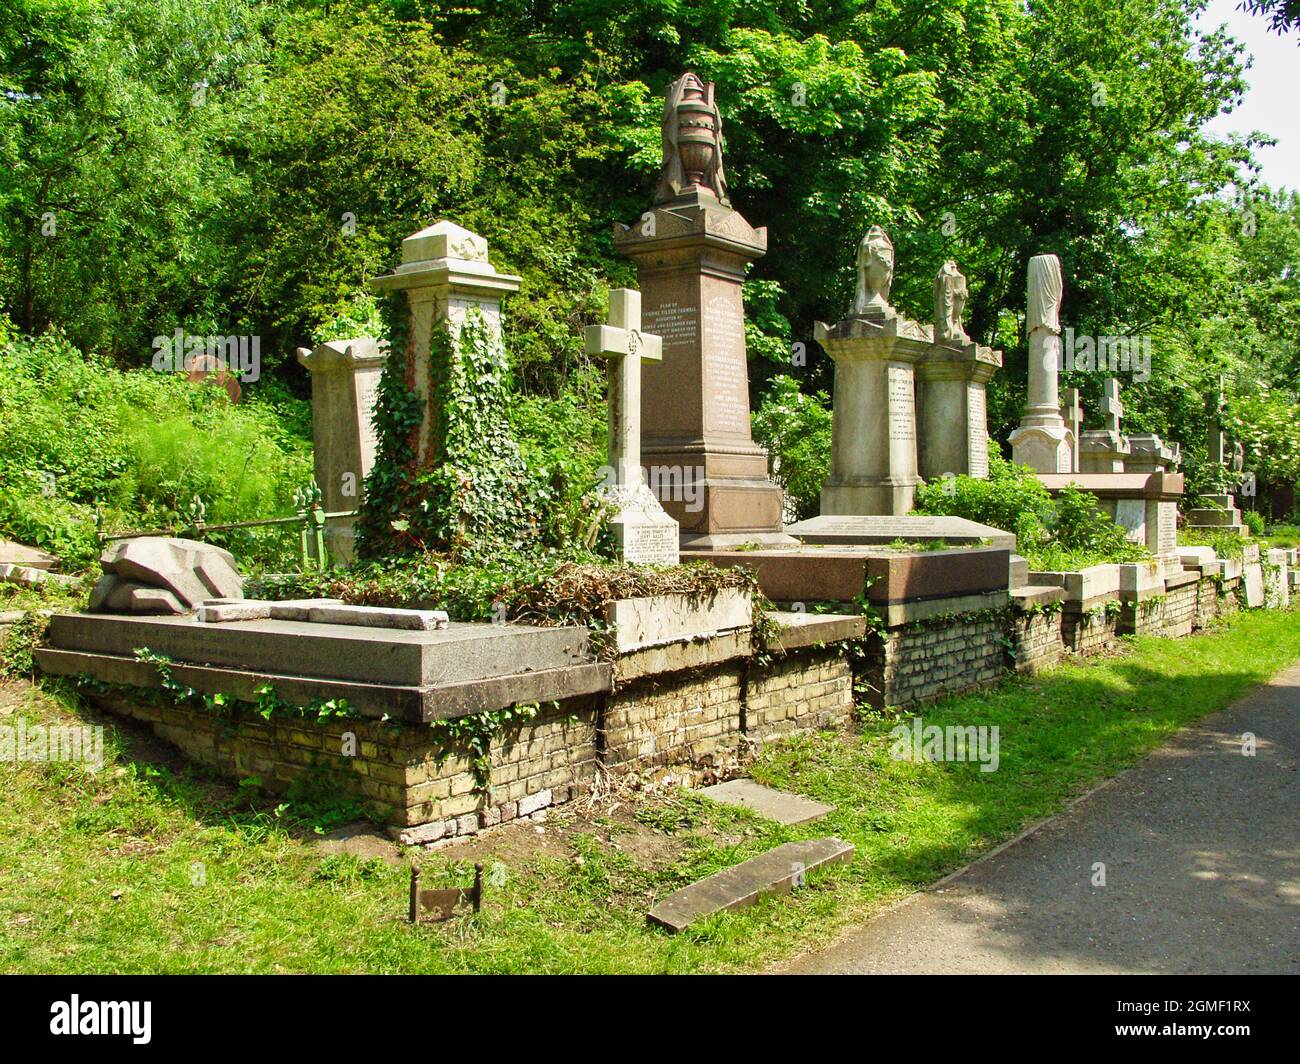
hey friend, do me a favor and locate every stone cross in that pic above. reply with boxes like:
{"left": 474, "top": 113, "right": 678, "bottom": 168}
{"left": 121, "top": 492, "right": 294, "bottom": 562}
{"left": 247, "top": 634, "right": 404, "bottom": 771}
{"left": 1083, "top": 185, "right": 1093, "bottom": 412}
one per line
{"left": 1061, "top": 387, "right": 1083, "bottom": 472}
{"left": 584, "top": 290, "right": 678, "bottom": 564}
{"left": 1100, "top": 377, "right": 1123, "bottom": 434}
{"left": 585, "top": 289, "right": 663, "bottom": 488}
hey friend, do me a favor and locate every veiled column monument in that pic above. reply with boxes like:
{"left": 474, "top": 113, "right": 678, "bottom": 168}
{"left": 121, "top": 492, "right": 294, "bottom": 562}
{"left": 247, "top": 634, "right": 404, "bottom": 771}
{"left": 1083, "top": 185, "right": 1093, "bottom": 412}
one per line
{"left": 1008, "top": 254, "right": 1072, "bottom": 472}
{"left": 614, "top": 73, "right": 792, "bottom": 549}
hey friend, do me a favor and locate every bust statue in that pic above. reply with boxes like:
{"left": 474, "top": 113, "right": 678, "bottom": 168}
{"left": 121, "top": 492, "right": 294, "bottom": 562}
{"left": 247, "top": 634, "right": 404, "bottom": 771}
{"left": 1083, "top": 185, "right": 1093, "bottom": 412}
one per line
{"left": 852, "top": 226, "right": 895, "bottom": 317}
{"left": 655, "top": 73, "right": 730, "bottom": 206}
{"left": 933, "top": 260, "right": 969, "bottom": 344}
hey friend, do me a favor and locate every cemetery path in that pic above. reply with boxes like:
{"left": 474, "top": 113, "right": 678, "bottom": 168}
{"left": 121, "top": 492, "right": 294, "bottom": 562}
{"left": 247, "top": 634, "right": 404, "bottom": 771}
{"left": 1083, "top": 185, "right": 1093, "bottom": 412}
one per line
{"left": 777, "top": 661, "right": 1300, "bottom": 975}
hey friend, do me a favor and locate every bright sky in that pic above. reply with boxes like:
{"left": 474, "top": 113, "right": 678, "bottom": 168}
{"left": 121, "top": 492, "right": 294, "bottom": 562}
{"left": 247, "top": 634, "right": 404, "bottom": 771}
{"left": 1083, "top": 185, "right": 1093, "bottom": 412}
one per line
{"left": 1199, "top": 0, "right": 1297, "bottom": 192}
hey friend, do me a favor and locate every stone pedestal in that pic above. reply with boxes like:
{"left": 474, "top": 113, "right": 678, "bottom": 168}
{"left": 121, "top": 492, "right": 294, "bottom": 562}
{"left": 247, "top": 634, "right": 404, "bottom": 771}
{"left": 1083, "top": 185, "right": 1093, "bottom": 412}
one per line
{"left": 1079, "top": 429, "right": 1131, "bottom": 473}
{"left": 369, "top": 220, "right": 521, "bottom": 465}
{"left": 813, "top": 311, "right": 930, "bottom": 515}
{"left": 614, "top": 190, "right": 791, "bottom": 548}
{"left": 916, "top": 341, "right": 1002, "bottom": 480}
{"left": 1187, "top": 493, "right": 1247, "bottom": 536}
{"left": 296, "top": 338, "right": 385, "bottom": 563}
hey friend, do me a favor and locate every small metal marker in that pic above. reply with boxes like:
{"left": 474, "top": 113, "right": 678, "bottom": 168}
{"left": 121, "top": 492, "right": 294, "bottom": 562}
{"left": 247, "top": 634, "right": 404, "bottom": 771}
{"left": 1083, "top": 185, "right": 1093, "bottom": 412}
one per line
{"left": 408, "top": 862, "right": 484, "bottom": 924}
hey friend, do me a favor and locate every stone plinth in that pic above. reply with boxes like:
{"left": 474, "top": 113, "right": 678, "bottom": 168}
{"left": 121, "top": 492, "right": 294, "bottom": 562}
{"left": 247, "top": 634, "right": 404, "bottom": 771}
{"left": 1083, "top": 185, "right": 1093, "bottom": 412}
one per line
{"left": 1186, "top": 492, "right": 1247, "bottom": 536}
{"left": 1036, "top": 471, "right": 1183, "bottom": 557}
{"left": 916, "top": 340, "right": 1002, "bottom": 480}
{"left": 1079, "top": 429, "right": 1131, "bottom": 473}
{"left": 297, "top": 338, "right": 385, "bottom": 562}
{"left": 813, "top": 312, "right": 931, "bottom": 515}
{"left": 613, "top": 190, "right": 790, "bottom": 548}
{"left": 369, "top": 220, "right": 521, "bottom": 465}
{"left": 1124, "top": 433, "right": 1179, "bottom": 474}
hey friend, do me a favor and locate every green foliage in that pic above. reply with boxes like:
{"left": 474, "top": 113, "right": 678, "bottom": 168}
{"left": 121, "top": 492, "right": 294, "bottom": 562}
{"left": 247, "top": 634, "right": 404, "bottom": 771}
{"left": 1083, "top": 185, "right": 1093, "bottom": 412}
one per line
{"left": 357, "top": 303, "right": 592, "bottom": 559}
{"left": 751, "top": 375, "right": 832, "bottom": 521}
{"left": 915, "top": 453, "right": 1148, "bottom": 570}
{"left": 0, "top": 330, "right": 311, "bottom": 569}
{"left": 1241, "top": 509, "right": 1266, "bottom": 537}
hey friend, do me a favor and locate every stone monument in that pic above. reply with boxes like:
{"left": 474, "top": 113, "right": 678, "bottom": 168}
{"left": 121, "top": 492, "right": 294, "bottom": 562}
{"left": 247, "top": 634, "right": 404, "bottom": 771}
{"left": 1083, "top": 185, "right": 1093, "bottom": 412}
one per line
{"left": 584, "top": 289, "right": 680, "bottom": 564}
{"left": 1060, "top": 387, "right": 1083, "bottom": 472}
{"left": 1008, "top": 254, "right": 1072, "bottom": 472}
{"left": 1124, "top": 433, "right": 1179, "bottom": 474}
{"left": 369, "top": 220, "right": 521, "bottom": 465}
{"left": 614, "top": 73, "right": 791, "bottom": 549}
{"left": 297, "top": 337, "right": 385, "bottom": 562}
{"left": 916, "top": 260, "right": 1002, "bottom": 481}
{"left": 1186, "top": 376, "right": 1247, "bottom": 536}
{"left": 813, "top": 227, "right": 931, "bottom": 515}
{"left": 1080, "top": 377, "right": 1131, "bottom": 473}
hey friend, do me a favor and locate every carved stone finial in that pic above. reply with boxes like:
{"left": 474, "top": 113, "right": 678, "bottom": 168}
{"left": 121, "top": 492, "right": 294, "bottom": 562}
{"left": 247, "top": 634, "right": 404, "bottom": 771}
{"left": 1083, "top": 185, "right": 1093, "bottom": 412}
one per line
{"left": 933, "top": 260, "right": 969, "bottom": 344}
{"left": 655, "top": 73, "right": 730, "bottom": 206}
{"left": 851, "top": 226, "right": 895, "bottom": 317}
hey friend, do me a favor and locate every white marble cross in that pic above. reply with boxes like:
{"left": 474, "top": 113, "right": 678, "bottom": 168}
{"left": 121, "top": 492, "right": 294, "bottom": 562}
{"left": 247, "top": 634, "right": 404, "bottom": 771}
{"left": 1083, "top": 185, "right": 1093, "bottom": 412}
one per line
{"left": 585, "top": 289, "right": 663, "bottom": 488}
{"left": 1100, "top": 377, "right": 1123, "bottom": 434}
{"left": 1061, "top": 387, "right": 1084, "bottom": 471}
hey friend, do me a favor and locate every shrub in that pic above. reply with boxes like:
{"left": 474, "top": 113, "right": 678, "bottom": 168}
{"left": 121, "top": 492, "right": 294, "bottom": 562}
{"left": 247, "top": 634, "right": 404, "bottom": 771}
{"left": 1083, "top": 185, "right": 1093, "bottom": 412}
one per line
{"left": 915, "top": 454, "right": 1148, "bottom": 570}
{"left": 752, "top": 374, "right": 832, "bottom": 521}
{"left": 1241, "top": 509, "right": 1266, "bottom": 537}
{"left": 0, "top": 328, "right": 312, "bottom": 570}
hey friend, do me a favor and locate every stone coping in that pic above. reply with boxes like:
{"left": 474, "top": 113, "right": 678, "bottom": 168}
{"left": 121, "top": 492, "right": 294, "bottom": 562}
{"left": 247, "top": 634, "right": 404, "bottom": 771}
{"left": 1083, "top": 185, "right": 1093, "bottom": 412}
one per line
{"left": 1010, "top": 585, "right": 1066, "bottom": 611}
{"left": 1035, "top": 471, "right": 1184, "bottom": 500}
{"left": 35, "top": 646, "right": 612, "bottom": 722}
{"left": 784, "top": 513, "right": 1015, "bottom": 551}
{"left": 761, "top": 612, "right": 868, "bottom": 652}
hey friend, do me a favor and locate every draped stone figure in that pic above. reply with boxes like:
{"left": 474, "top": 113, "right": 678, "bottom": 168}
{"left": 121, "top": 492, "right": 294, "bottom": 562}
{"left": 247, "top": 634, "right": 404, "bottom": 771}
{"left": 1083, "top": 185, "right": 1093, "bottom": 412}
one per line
{"left": 1026, "top": 253, "right": 1063, "bottom": 336}
{"left": 655, "top": 73, "right": 730, "bottom": 206}
{"left": 933, "top": 260, "right": 969, "bottom": 344}
{"left": 852, "top": 226, "right": 895, "bottom": 317}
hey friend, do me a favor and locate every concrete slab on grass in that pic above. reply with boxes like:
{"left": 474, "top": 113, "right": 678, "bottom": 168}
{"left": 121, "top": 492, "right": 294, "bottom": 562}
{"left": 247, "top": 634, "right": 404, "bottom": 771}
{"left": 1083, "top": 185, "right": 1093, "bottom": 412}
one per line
{"left": 698, "top": 779, "right": 835, "bottom": 825}
{"left": 648, "top": 837, "right": 853, "bottom": 933}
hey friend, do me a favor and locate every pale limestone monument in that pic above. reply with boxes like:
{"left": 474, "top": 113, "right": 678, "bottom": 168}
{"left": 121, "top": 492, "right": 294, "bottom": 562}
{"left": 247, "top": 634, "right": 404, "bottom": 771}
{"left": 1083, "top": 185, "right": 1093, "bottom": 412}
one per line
{"left": 369, "top": 220, "right": 521, "bottom": 465}
{"left": 296, "top": 337, "right": 384, "bottom": 562}
{"left": 584, "top": 289, "right": 680, "bottom": 564}
{"left": 614, "top": 73, "right": 791, "bottom": 549}
{"left": 917, "top": 260, "right": 1001, "bottom": 481}
{"left": 1060, "top": 387, "right": 1083, "bottom": 472}
{"left": 1080, "top": 377, "right": 1131, "bottom": 473}
{"left": 1186, "top": 375, "right": 1246, "bottom": 535}
{"left": 1009, "top": 254, "right": 1072, "bottom": 472}
{"left": 933, "top": 260, "right": 969, "bottom": 344}
{"left": 814, "top": 226, "right": 929, "bottom": 515}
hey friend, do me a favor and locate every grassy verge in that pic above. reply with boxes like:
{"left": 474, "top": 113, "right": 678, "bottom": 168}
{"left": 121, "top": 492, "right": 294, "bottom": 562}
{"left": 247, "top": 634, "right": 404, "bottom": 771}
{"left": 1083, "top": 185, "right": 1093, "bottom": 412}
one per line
{"left": 2, "top": 609, "right": 1298, "bottom": 973}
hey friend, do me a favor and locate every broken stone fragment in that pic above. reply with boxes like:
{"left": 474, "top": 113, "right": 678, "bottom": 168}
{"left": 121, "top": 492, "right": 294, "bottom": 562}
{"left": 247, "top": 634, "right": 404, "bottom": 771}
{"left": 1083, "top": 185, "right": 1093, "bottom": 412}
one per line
{"left": 99, "top": 536, "right": 243, "bottom": 609}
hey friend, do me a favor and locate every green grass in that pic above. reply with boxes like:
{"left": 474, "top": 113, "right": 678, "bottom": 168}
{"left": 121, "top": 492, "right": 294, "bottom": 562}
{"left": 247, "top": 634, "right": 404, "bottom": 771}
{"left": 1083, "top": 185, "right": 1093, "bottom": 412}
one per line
{"left": 2, "top": 609, "right": 1298, "bottom": 973}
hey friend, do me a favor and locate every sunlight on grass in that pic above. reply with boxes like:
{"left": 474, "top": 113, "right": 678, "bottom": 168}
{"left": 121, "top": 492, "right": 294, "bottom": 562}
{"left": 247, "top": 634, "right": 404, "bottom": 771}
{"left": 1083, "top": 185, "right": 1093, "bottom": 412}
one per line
{"left": 1, "top": 610, "right": 1297, "bottom": 973}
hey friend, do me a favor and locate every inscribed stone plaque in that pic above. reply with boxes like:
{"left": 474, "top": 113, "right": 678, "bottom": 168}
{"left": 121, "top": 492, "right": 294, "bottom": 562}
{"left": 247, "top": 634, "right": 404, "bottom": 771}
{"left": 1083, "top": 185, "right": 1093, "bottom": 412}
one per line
{"left": 888, "top": 363, "right": 916, "bottom": 443}
{"left": 702, "top": 294, "right": 749, "bottom": 436}
{"left": 967, "top": 381, "right": 988, "bottom": 477}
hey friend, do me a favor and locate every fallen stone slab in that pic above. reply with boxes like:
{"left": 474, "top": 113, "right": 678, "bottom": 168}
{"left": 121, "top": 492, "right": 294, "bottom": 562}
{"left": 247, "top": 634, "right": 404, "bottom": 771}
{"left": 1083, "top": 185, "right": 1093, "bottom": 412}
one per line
{"left": 0, "top": 539, "right": 58, "bottom": 570}
{"left": 648, "top": 837, "right": 853, "bottom": 933}
{"left": 99, "top": 536, "right": 243, "bottom": 608}
{"left": 698, "top": 779, "right": 835, "bottom": 825}
{"left": 196, "top": 598, "right": 344, "bottom": 623}
{"left": 303, "top": 602, "right": 449, "bottom": 631}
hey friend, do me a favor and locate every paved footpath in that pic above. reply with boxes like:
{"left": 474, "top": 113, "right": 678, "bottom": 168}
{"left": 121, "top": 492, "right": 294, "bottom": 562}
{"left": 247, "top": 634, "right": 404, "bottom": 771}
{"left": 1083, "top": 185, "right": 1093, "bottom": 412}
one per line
{"left": 779, "top": 661, "right": 1300, "bottom": 974}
